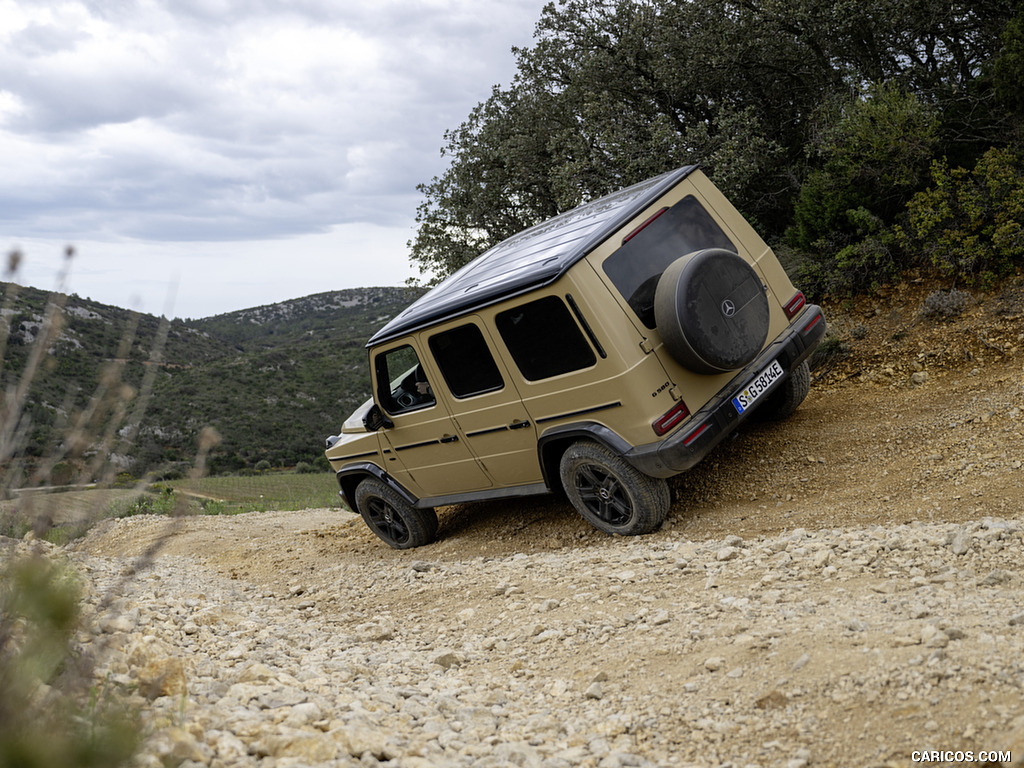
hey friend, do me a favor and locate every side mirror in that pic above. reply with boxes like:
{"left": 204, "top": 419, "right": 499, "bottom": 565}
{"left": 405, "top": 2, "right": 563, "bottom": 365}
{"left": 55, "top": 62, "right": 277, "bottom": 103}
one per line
{"left": 363, "top": 403, "right": 393, "bottom": 431}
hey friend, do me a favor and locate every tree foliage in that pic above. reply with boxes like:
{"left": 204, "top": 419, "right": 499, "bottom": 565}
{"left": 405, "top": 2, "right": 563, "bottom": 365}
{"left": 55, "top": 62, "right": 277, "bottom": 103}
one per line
{"left": 410, "top": 0, "right": 1021, "bottom": 292}
{"left": 902, "top": 146, "right": 1024, "bottom": 285}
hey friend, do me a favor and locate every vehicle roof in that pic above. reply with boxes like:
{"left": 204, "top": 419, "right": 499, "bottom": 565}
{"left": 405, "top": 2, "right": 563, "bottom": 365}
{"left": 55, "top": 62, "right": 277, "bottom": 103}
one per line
{"left": 368, "top": 165, "right": 699, "bottom": 346}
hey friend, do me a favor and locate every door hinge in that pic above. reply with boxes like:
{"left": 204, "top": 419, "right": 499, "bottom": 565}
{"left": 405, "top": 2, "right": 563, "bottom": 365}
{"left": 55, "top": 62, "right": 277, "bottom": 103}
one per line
{"left": 639, "top": 338, "right": 655, "bottom": 354}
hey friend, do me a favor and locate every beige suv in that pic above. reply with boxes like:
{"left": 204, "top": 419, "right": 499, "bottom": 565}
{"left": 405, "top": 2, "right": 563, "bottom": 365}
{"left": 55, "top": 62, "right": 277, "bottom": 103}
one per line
{"left": 325, "top": 166, "right": 825, "bottom": 548}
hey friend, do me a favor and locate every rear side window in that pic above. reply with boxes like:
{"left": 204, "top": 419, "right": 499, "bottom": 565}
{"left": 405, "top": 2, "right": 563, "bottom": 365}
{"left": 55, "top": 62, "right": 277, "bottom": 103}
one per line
{"left": 496, "top": 296, "right": 596, "bottom": 381}
{"left": 429, "top": 324, "right": 504, "bottom": 398}
{"left": 603, "top": 195, "right": 736, "bottom": 328}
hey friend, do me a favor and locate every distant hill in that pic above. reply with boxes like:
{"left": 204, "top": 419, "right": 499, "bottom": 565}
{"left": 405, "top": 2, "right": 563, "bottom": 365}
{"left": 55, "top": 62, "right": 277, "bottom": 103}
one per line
{"left": 1, "top": 282, "right": 420, "bottom": 481}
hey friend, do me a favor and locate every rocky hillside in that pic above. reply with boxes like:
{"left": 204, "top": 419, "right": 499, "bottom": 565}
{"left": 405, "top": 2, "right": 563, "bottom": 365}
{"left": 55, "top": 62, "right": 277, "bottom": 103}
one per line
{"left": 1, "top": 283, "right": 417, "bottom": 480}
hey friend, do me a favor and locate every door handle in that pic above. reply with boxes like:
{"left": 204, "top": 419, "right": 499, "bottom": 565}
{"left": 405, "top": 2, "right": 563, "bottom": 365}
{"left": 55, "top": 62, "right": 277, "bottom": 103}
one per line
{"left": 508, "top": 419, "right": 531, "bottom": 430}
{"left": 440, "top": 434, "right": 459, "bottom": 443}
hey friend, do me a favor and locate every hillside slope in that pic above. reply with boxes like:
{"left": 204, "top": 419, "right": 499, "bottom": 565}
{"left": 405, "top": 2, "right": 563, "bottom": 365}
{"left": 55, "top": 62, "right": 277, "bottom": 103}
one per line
{"left": 1, "top": 283, "right": 417, "bottom": 479}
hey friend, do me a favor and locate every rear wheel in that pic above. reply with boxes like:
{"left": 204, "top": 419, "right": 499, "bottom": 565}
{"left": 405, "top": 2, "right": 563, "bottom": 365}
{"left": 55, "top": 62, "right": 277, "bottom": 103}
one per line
{"left": 752, "top": 360, "right": 810, "bottom": 421}
{"left": 354, "top": 478, "right": 438, "bottom": 549}
{"left": 559, "top": 442, "right": 670, "bottom": 535}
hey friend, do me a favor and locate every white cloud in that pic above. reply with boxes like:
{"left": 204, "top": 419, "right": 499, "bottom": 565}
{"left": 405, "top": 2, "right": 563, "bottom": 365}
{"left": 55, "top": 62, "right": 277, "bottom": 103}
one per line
{"left": 0, "top": 0, "right": 546, "bottom": 317}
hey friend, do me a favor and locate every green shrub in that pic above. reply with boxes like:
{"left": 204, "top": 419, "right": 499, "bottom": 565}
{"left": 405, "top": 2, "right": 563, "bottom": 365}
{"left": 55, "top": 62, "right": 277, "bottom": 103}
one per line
{"left": 198, "top": 498, "right": 229, "bottom": 515}
{"left": 788, "top": 84, "right": 939, "bottom": 296}
{"left": 111, "top": 472, "right": 136, "bottom": 489}
{"left": 50, "top": 462, "right": 75, "bottom": 486}
{"left": 809, "top": 333, "right": 851, "bottom": 370}
{"left": 791, "top": 83, "right": 938, "bottom": 253}
{"left": 0, "top": 554, "right": 139, "bottom": 767}
{"left": 902, "top": 147, "right": 1024, "bottom": 286}
{"left": 104, "top": 489, "right": 177, "bottom": 518}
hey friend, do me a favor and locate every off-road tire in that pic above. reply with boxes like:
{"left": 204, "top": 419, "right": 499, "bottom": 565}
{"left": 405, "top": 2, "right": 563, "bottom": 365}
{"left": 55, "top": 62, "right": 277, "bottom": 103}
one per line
{"left": 752, "top": 360, "right": 810, "bottom": 421}
{"left": 354, "top": 478, "right": 438, "bottom": 549}
{"left": 559, "top": 442, "right": 670, "bottom": 536}
{"left": 654, "top": 248, "right": 770, "bottom": 374}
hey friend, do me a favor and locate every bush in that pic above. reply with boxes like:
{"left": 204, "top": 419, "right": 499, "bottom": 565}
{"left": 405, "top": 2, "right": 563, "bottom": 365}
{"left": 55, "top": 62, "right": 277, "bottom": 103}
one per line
{"left": 111, "top": 472, "right": 136, "bottom": 489}
{"left": 921, "top": 289, "right": 972, "bottom": 319}
{"left": 254, "top": 460, "right": 272, "bottom": 473}
{"left": 788, "top": 84, "right": 939, "bottom": 296}
{"left": 105, "top": 490, "right": 177, "bottom": 518}
{"left": 809, "top": 333, "right": 851, "bottom": 370}
{"left": 790, "top": 84, "right": 938, "bottom": 253}
{"left": 0, "top": 554, "right": 140, "bottom": 767}
{"left": 902, "top": 147, "right": 1024, "bottom": 286}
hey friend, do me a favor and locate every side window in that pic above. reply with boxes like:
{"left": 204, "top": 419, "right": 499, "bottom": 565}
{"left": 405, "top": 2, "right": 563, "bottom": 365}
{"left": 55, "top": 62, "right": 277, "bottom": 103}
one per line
{"left": 496, "top": 296, "right": 596, "bottom": 381}
{"left": 429, "top": 324, "right": 504, "bottom": 398}
{"left": 375, "top": 344, "right": 436, "bottom": 415}
{"left": 602, "top": 195, "right": 737, "bottom": 328}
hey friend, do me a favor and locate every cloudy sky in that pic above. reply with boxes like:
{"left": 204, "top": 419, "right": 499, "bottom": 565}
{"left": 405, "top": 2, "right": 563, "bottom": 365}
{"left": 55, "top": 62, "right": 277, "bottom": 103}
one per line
{"left": 1, "top": 0, "right": 547, "bottom": 319}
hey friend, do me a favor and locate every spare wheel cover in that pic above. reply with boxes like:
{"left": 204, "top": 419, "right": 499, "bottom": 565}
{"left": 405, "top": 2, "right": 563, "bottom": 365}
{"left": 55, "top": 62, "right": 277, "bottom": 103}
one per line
{"left": 653, "top": 248, "right": 770, "bottom": 374}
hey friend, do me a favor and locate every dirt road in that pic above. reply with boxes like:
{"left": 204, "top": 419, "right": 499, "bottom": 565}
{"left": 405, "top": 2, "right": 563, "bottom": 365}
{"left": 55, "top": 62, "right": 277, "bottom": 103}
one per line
{"left": 70, "top": 278, "right": 1024, "bottom": 767}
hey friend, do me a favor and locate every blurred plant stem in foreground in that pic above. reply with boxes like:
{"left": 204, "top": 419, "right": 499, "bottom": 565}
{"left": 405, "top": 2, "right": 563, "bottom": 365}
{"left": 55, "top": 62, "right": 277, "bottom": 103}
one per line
{"left": 0, "top": 247, "right": 214, "bottom": 768}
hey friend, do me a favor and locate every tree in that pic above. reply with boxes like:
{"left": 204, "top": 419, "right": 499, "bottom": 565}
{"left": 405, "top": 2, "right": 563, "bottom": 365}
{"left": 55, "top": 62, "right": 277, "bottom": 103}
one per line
{"left": 992, "top": 2, "right": 1024, "bottom": 114}
{"left": 789, "top": 83, "right": 940, "bottom": 254}
{"left": 409, "top": 0, "right": 1017, "bottom": 285}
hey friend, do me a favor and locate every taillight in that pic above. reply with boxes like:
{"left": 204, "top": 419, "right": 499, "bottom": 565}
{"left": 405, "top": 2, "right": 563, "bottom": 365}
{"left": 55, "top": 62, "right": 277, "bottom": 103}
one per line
{"left": 623, "top": 207, "right": 669, "bottom": 244}
{"left": 783, "top": 291, "right": 806, "bottom": 319}
{"left": 653, "top": 399, "right": 689, "bottom": 436}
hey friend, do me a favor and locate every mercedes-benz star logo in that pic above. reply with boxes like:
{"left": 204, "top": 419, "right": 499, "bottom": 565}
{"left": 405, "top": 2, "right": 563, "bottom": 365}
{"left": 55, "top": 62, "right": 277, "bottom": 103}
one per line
{"left": 721, "top": 299, "right": 736, "bottom": 317}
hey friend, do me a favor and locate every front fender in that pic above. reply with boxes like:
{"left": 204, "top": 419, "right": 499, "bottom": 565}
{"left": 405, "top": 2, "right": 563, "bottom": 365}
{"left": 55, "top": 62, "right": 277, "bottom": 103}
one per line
{"left": 336, "top": 462, "right": 418, "bottom": 512}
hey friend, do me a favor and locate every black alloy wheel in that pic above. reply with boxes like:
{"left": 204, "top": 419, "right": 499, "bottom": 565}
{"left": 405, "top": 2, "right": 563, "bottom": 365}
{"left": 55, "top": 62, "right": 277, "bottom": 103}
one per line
{"left": 354, "top": 478, "right": 438, "bottom": 549}
{"left": 559, "top": 442, "right": 670, "bottom": 536}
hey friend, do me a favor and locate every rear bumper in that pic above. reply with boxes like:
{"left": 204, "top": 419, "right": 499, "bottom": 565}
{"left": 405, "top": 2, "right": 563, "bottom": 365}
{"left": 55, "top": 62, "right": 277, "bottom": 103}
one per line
{"left": 625, "top": 305, "right": 826, "bottom": 478}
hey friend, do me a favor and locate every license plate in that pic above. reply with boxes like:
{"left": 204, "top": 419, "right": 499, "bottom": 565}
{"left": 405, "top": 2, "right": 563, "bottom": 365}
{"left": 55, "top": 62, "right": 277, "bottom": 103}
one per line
{"left": 732, "top": 360, "right": 784, "bottom": 414}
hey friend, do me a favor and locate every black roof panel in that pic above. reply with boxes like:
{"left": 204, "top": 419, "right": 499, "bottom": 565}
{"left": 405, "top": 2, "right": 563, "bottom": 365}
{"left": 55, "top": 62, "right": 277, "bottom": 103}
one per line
{"left": 368, "top": 165, "right": 697, "bottom": 345}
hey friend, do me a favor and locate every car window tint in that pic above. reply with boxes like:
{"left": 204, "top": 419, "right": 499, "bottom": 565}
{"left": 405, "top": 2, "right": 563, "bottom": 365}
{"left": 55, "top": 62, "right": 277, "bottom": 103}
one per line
{"left": 603, "top": 195, "right": 737, "bottom": 328}
{"left": 496, "top": 296, "right": 596, "bottom": 381}
{"left": 375, "top": 344, "right": 436, "bottom": 414}
{"left": 429, "top": 324, "right": 504, "bottom": 398}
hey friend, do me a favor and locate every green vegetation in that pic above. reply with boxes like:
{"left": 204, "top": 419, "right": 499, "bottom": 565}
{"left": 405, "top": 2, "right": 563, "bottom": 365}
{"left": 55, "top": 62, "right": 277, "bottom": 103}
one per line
{"left": 0, "top": 554, "right": 140, "bottom": 768}
{"left": 410, "top": 0, "right": 1024, "bottom": 297}
{"left": 167, "top": 470, "right": 343, "bottom": 514}
{"left": 902, "top": 147, "right": 1024, "bottom": 288}
{"left": 2, "top": 285, "right": 416, "bottom": 482}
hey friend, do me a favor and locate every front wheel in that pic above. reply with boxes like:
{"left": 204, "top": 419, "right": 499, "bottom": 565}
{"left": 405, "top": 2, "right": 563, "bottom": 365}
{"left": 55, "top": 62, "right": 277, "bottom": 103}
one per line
{"left": 354, "top": 479, "right": 438, "bottom": 549}
{"left": 559, "top": 442, "right": 670, "bottom": 536}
